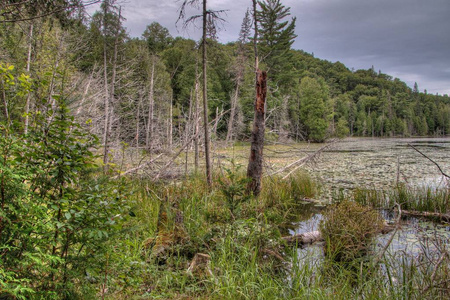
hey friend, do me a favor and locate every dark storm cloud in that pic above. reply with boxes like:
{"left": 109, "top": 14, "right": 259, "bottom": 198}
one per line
{"left": 87, "top": 0, "right": 450, "bottom": 94}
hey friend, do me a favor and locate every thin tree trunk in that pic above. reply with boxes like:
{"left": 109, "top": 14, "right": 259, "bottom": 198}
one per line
{"left": 246, "top": 70, "right": 267, "bottom": 196}
{"left": 252, "top": 0, "right": 259, "bottom": 72}
{"left": 202, "top": 0, "right": 212, "bottom": 187}
{"left": 102, "top": 4, "right": 110, "bottom": 168}
{"left": 24, "top": 23, "right": 33, "bottom": 134}
{"left": 47, "top": 34, "right": 64, "bottom": 117}
{"left": 194, "top": 77, "right": 200, "bottom": 172}
{"left": 135, "top": 93, "right": 141, "bottom": 147}
{"left": 226, "top": 81, "right": 240, "bottom": 144}
{"left": 168, "top": 94, "right": 173, "bottom": 151}
{"left": 185, "top": 89, "right": 193, "bottom": 176}
{"left": 103, "top": 6, "right": 121, "bottom": 172}
{"left": 146, "top": 55, "right": 155, "bottom": 150}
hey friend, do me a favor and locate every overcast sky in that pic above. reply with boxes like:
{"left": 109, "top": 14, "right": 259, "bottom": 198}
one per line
{"left": 87, "top": 0, "right": 450, "bottom": 95}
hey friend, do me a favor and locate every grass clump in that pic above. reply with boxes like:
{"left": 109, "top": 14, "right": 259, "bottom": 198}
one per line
{"left": 353, "top": 184, "right": 449, "bottom": 214}
{"left": 392, "top": 184, "right": 449, "bottom": 213}
{"left": 319, "top": 200, "right": 384, "bottom": 263}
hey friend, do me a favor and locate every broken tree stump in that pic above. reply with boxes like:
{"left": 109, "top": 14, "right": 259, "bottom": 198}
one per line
{"left": 187, "top": 253, "right": 212, "bottom": 276}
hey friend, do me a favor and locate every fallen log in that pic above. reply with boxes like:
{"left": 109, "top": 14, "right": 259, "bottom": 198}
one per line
{"left": 397, "top": 209, "right": 450, "bottom": 222}
{"left": 282, "top": 230, "right": 322, "bottom": 246}
{"left": 283, "top": 224, "right": 396, "bottom": 247}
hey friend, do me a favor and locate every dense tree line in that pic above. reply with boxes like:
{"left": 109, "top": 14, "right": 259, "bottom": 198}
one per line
{"left": 1, "top": 0, "right": 449, "bottom": 150}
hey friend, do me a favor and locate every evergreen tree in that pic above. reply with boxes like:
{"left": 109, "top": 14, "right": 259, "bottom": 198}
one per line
{"left": 257, "top": 0, "right": 297, "bottom": 90}
{"left": 142, "top": 22, "right": 173, "bottom": 54}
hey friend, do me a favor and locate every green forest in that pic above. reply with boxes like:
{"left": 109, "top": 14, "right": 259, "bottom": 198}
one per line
{"left": 1, "top": 0, "right": 449, "bottom": 299}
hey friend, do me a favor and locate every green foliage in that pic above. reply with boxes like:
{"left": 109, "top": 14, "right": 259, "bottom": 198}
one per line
{"left": 258, "top": 0, "right": 298, "bottom": 91}
{"left": 0, "top": 102, "right": 132, "bottom": 298}
{"left": 0, "top": 63, "right": 32, "bottom": 124}
{"left": 218, "top": 162, "right": 251, "bottom": 219}
{"left": 142, "top": 22, "right": 173, "bottom": 53}
{"left": 297, "top": 76, "right": 330, "bottom": 142}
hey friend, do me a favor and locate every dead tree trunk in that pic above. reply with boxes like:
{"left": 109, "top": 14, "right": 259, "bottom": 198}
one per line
{"left": 226, "top": 79, "right": 240, "bottom": 144}
{"left": 202, "top": 0, "right": 212, "bottom": 187}
{"left": 185, "top": 89, "right": 194, "bottom": 176}
{"left": 103, "top": 6, "right": 121, "bottom": 173}
{"left": 146, "top": 55, "right": 155, "bottom": 150}
{"left": 194, "top": 77, "right": 200, "bottom": 172}
{"left": 246, "top": 70, "right": 267, "bottom": 196}
{"left": 168, "top": 94, "right": 173, "bottom": 151}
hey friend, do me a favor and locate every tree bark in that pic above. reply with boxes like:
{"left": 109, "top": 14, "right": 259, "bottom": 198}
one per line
{"left": 202, "top": 0, "right": 212, "bottom": 187}
{"left": 185, "top": 89, "right": 194, "bottom": 175}
{"left": 194, "top": 77, "right": 200, "bottom": 172}
{"left": 146, "top": 55, "right": 155, "bottom": 150}
{"left": 247, "top": 70, "right": 267, "bottom": 196}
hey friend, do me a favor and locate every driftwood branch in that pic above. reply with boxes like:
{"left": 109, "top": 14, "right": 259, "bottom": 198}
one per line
{"left": 282, "top": 230, "right": 322, "bottom": 246}
{"left": 268, "top": 141, "right": 335, "bottom": 179}
{"left": 408, "top": 143, "right": 449, "bottom": 179}
{"left": 283, "top": 224, "right": 396, "bottom": 248}
{"left": 398, "top": 209, "right": 450, "bottom": 222}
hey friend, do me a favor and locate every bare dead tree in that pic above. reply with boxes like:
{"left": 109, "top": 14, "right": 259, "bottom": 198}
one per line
{"left": 246, "top": 0, "right": 267, "bottom": 196}
{"left": 102, "top": 3, "right": 122, "bottom": 173}
{"left": 145, "top": 55, "right": 156, "bottom": 151}
{"left": 177, "top": 0, "right": 226, "bottom": 187}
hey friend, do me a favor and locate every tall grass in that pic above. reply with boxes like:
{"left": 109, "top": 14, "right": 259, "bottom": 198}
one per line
{"left": 96, "top": 171, "right": 449, "bottom": 299}
{"left": 353, "top": 184, "right": 449, "bottom": 213}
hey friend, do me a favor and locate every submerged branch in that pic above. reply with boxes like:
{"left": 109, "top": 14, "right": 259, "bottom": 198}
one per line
{"left": 408, "top": 143, "right": 449, "bottom": 179}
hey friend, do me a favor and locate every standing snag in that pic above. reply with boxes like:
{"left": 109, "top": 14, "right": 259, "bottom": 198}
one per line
{"left": 247, "top": 70, "right": 267, "bottom": 196}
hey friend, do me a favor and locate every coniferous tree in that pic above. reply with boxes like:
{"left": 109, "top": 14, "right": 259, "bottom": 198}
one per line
{"left": 257, "top": 0, "right": 297, "bottom": 90}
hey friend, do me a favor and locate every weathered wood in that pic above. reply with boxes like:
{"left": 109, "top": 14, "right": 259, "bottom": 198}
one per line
{"left": 246, "top": 69, "right": 267, "bottom": 196}
{"left": 283, "top": 224, "right": 397, "bottom": 247}
{"left": 398, "top": 209, "right": 450, "bottom": 222}
{"left": 187, "top": 253, "right": 212, "bottom": 276}
{"left": 202, "top": 0, "right": 212, "bottom": 187}
{"left": 282, "top": 230, "right": 322, "bottom": 246}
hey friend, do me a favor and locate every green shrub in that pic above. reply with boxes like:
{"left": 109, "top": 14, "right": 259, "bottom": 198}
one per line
{"left": 319, "top": 200, "right": 383, "bottom": 263}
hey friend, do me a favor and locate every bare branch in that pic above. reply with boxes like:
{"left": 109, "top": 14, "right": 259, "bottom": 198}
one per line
{"left": 408, "top": 143, "right": 449, "bottom": 179}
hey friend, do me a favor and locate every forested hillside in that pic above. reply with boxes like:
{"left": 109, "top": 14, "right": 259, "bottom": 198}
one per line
{"left": 1, "top": 0, "right": 449, "bottom": 148}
